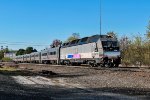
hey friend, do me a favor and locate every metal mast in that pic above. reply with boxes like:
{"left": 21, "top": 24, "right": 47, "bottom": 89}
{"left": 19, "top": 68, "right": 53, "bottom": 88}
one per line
{"left": 100, "top": 0, "right": 102, "bottom": 36}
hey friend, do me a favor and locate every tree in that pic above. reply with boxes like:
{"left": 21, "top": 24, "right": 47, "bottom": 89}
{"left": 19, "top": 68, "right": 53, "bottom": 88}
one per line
{"left": 0, "top": 48, "right": 11, "bottom": 60}
{"left": 3, "top": 48, "right": 9, "bottom": 53}
{"left": 0, "top": 50, "right": 4, "bottom": 60}
{"left": 25, "top": 47, "right": 37, "bottom": 54}
{"left": 0, "top": 48, "right": 17, "bottom": 60}
{"left": 16, "top": 47, "right": 37, "bottom": 56}
{"left": 25, "top": 47, "right": 33, "bottom": 54}
{"left": 119, "top": 36, "right": 131, "bottom": 51}
{"left": 66, "top": 33, "right": 80, "bottom": 42}
{"left": 107, "top": 31, "right": 117, "bottom": 38}
{"left": 33, "top": 49, "right": 37, "bottom": 52}
{"left": 50, "top": 39, "right": 62, "bottom": 48}
{"left": 147, "top": 21, "right": 150, "bottom": 39}
{"left": 16, "top": 49, "right": 25, "bottom": 56}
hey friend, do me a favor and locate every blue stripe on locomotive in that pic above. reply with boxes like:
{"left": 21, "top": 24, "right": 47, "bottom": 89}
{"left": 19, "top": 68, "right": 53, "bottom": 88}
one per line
{"left": 67, "top": 54, "right": 73, "bottom": 58}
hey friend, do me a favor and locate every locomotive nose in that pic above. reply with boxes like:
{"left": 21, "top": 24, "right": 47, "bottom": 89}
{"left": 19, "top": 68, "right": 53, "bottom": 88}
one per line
{"left": 104, "top": 51, "right": 121, "bottom": 58}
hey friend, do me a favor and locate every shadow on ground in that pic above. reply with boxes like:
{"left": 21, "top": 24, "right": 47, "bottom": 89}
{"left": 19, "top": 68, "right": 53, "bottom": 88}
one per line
{"left": 0, "top": 69, "right": 86, "bottom": 78}
{"left": 1, "top": 78, "right": 150, "bottom": 100}
{"left": 0, "top": 70, "right": 37, "bottom": 76}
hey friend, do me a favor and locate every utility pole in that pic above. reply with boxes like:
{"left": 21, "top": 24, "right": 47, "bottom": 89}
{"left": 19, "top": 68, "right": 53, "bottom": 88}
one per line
{"left": 100, "top": 0, "right": 102, "bottom": 36}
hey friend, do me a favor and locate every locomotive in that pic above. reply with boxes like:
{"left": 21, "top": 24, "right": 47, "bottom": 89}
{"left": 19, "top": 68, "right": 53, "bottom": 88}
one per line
{"left": 13, "top": 34, "right": 121, "bottom": 67}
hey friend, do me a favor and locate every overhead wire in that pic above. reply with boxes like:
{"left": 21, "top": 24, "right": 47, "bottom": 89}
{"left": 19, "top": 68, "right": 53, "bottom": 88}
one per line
{"left": 0, "top": 41, "right": 49, "bottom": 47}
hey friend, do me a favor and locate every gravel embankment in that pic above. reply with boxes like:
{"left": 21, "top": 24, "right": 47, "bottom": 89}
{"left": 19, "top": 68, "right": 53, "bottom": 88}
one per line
{"left": 0, "top": 63, "right": 150, "bottom": 99}
{"left": 18, "top": 64, "right": 150, "bottom": 96}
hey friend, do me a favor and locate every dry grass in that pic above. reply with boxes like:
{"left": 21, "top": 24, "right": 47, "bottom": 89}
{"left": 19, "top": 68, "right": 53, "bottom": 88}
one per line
{"left": 0, "top": 66, "right": 17, "bottom": 71}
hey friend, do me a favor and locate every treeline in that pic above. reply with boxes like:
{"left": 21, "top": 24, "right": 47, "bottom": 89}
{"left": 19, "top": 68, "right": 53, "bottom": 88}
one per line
{"left": 0, "top": 48, "right": 16, "bottom": 60}
{"left": 16, "top": 47, "right": 37, "bottom": 56}
{"left": 0, "top": 48, "right": 10, "bottom": 60}
{"left": 121, "top": 21, "right": 150, "bottom": 67}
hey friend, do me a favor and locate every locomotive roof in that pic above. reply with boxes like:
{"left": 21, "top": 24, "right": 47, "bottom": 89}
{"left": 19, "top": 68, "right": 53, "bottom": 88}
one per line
{"left": 61, "top": 34, "right": 117, "bottom": 48}
{"left": 62, "top": 35, "right": 98, "bottom": 48}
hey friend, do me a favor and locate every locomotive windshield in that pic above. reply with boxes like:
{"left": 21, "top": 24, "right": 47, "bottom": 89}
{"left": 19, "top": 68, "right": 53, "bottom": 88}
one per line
{"left": 102, "top": 41, "right": 119, "bottom": 51}
{"left": 78, "top": 37, "right": 89, "bottom": 45}
{"left": 88, "top": 35, "right": 100, "bottom": 43}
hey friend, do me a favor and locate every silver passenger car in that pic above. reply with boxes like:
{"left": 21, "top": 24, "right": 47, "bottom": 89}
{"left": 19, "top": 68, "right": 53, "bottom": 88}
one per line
{"left": 17, "top": 55, "right": 24, "bottom": 63}
{"left": 23, "top": 54, "right": 31, "bottom": 63}
{"left": 41, "top": 47, "right": 60, "bottom": 64}
{"left": 30, "top": 53, "right": 35, "bottom": 62}
{"left": 34, "top": 52, "right": 41, "bottom": 63}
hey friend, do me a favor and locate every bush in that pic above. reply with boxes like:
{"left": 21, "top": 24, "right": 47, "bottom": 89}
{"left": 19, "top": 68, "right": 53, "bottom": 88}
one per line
{"left": 2, "top": 57, "right": 13, "bottom": 62}
{"left": 121, "top": 35, "right": 150, "bottom": 67}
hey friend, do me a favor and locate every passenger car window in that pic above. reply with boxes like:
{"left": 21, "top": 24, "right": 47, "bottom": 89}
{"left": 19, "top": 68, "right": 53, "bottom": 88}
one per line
{"left": 42, "top": 53, "right": 47, "bottom": 56}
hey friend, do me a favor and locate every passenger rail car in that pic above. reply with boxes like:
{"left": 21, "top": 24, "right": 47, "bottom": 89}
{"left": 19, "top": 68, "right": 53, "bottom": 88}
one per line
{"left": 41, "top": 47, "right": 60, "bottom": 64}
{"left": 16, "top": 55, "right": 24, "bottom": 63}
{"left": 30, "top": 53, "right": 35, "bottom": 63}
{"left": 13, "top": 34, "right": 121, "bottom": 67}
{"left": 34, "top": 52, "right": 41, "bottom": 63}
{"left": 26, "top": 54, "right": 31, "bottom": 63}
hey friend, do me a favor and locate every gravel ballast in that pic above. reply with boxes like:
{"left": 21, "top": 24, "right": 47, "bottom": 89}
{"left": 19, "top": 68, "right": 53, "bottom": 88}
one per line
{"left": 18, "top": 64, "right": 150, "bottom": 96}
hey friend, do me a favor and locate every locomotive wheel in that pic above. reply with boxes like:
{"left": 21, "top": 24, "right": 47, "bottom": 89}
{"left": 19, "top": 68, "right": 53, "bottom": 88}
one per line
{"left": 64, "top": 61, "right": 71, "bottom": 66}
{"left": 114, "top": 63, "right": 119, "bottom": 68}
{"left": 71, "top": 62, "right": 75, "bottom": 66}
{"left": 66, "top": 63, "right": 71, "bottom": 66}
{"left": 89, "top": 63, "right": 94, "bottom": 67}
{"left": 77, "top": 63, "right": 81, "bottom": 66}
{"left": 104, "top": 62, "right": 114, "bottom": 68}
{"left": 89, "top": 63, "right": 97, "bottom": 67}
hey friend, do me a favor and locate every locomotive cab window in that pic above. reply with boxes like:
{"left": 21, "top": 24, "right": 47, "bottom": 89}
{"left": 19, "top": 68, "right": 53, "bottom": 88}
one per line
{"left": 89, "top": 35, "right": 100, "bottom": 43}
{"left": 70, "top": 39, "right": 80, "bottom": 46}
{"left": 70, "top": 40, "right": 76, "bottom": 45}
{"left": 79, "top": 37, "right": 88, "bottom": 45}
{"left": 76, "top": 39, "right": 80, "bottom": 44}
{"left": 62, "top": 43, "right": 66, "bottom": 46}
{"left": 65, "top": 42, "right": 70, "bottom": 46}
{"left": 102, "top": 41, "right": 119, "bottom": 51}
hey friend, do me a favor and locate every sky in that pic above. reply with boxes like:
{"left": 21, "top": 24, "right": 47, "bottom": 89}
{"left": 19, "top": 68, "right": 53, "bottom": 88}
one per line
{"left": 0, "top": 0, "right": 150, "bottom": 51}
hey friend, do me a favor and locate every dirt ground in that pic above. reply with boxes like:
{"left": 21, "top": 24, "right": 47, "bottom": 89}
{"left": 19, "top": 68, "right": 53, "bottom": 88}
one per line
{"left": 0, "top": 63, "right": 150, "bottom": 100}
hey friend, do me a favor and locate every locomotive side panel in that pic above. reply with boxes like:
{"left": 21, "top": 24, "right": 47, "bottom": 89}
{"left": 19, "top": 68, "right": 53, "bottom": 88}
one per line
{"left": 60, "top": 35, "right": 104, "bottom": 65}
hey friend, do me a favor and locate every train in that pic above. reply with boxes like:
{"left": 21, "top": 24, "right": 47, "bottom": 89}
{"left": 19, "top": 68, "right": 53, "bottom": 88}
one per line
{"left": 13, "top": 34, "right": 121, "bottom": 67}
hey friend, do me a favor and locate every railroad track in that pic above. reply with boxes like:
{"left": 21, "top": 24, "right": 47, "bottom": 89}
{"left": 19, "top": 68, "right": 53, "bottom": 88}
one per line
{"left": 18, "top": 63, "right": 149, "bottom": 72}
